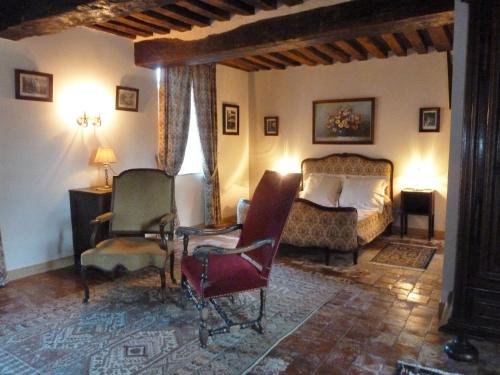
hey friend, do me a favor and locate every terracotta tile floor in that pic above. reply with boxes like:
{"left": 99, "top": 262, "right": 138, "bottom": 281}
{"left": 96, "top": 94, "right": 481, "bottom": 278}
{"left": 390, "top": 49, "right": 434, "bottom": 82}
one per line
{"left": 1, "top": 234, "right": 500, "bottom": 374}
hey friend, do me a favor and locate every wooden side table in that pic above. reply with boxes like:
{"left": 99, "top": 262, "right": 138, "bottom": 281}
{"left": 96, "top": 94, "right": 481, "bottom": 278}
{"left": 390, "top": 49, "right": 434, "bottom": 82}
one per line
{"left": 69, "top": 188, "right": 112, "bottom": 270}
{"left": 400, "top": 189, "right": 435, "bottom": 240}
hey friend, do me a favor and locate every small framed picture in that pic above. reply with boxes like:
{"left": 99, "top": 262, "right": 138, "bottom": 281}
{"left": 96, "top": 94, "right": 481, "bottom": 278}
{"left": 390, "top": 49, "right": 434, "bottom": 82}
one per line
{"left": 223, "top": 103, "right": 239, "bottom": 135}
{"left": 419, "top": 107, "right": 440, "bottom": 132}
{"left": 264, "top": 116, "right": 279, "bottom": 136}
{"left": 116, "top": 86, "right": 139, "bottom": 112}
{"left": 15, "top": 69, "right": 53, "bottom": 102}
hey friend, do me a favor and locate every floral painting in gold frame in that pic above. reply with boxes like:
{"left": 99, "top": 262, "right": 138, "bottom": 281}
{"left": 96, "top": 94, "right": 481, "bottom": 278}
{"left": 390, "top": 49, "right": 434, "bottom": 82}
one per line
{"left": 312, "top": 98, "right": 375, "bottom": 144}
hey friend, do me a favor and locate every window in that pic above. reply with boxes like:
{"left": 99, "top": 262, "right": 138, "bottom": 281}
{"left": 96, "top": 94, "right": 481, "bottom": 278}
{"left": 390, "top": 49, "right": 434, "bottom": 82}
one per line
{"left": 157, "top": 68, "right": 203, "bottom": 175}
{"left": 179, "top": 89, "right": 204, "bottom": 175}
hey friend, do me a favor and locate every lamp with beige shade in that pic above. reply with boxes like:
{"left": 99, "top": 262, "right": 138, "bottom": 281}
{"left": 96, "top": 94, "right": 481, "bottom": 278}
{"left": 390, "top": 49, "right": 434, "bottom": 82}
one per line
{"left": 94, "top": 147, "right": 117, "bottom": 190}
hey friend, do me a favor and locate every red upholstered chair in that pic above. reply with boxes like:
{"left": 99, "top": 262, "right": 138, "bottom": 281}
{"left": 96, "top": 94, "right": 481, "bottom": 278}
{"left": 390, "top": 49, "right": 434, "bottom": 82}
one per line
{"left": 176, "top": 170, "right": 301, "bottom": 347}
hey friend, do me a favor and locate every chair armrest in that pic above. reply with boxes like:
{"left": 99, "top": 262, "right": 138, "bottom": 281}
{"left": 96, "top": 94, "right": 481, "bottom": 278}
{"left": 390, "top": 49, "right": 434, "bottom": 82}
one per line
{"left": 176, "top": 224, "right": 242, "bottom": 237}
{"left": 89, "top": 212, "right": 113, "bottom": 248}
{"left": 176, "top": 224, "right": 243, "bottom": 256}
{"left": 159, "top": 213, "right": 176, "bottom": 251}
{"left": 192, "top": 237, "right": 274, "bottom": 260}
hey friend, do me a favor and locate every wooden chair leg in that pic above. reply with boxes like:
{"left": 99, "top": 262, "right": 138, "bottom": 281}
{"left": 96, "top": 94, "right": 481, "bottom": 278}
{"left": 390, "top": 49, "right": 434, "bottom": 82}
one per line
{"left": 353, "top": 249, "right": 359, "bottom": 265}
{"left": 179, "top": 274, "right": 187, "bottom": 309}
{"left": 159, "top": 267, "right": 166, "bottom": 289}
{"left": 169, "top": 252, "right": 177, "bottom": 284}
{"left": 252, "top": 289, "right": 266, "bottom": 334}
{"left": 199, "top": 299, "right": 209, "bottom": 348}
{"left": 81, "top": 266, "right": 89, "bottom": 304}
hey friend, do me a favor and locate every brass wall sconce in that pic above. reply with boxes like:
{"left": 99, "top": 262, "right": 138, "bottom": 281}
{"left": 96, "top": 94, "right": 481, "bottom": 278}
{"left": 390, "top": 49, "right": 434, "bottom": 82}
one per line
{"left": 77, "top": 112, "right": 101, "bottom": 127}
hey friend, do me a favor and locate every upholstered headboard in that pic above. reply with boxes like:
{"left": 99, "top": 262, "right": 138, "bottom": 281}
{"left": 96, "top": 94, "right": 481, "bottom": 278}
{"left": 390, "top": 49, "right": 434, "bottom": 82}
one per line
{"left": 301, "top": 153, "right": 394, "bottom": 200}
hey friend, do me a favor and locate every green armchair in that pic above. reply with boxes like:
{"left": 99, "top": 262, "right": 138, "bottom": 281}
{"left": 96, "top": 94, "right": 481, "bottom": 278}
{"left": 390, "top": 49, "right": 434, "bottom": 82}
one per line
{"left": 80, "top": 168, "right": 176, "bottom": 303}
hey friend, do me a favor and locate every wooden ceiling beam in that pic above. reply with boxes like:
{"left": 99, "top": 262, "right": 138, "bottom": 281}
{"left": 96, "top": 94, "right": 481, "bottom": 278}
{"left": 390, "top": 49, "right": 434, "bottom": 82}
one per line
{"left": 241, "top": 0, "right": 278, "bottom": 11}
{"left": 99, "top": 21, "right": 152, "bottom": 37}
{"left": 279, "top": 50, "right": 317, "bottom": 66}
{"left": 135, "top": 0, "right": 453, "bottom": 68}
{"left": 153, "top": 5, "right": 211, "bottom": 27}
{"left": 239, "top": 58, "right": 270, "bottom": 70}
{"left": 427, "top": 25, "right": 451, "bottom": 51}
{"left": 0, "top": 0, "right": 174, "bottom": 40}
{"left": 299, "top": 47, "right": 333, "bottom": 65}
{"left": 281, "top": 0, "right": 303, "bottom": 6}
{"left": 132, "top": 11, "right": 191, "bottom": 32}
{"left": 176, "top": 0, "right": 231, "bottom": 21}
{"left": 202, "top": 0, "right": 255, "bottom": 16}
{"left": 314, "top": 43, "right": 350, "bottom": 63}
{"left": 219, "top": 60, "right": 258, "bottom": 71}
{"left": 404, "top": 30, "right": 427, "bottom": 54}
{"left": 115, "top": 16, "right": 170, "bottom": 34}
{"left": 245, "top": 55, "right": 286, "bottom": 69}
{"left": 356, "top": 36, "right": 388, "bottom": 58}
{"left": 381, "top": 32, "right": 407, "bottom": 56}
{"left": 89, "top": 25, "right": 136, "bottom": 39}
{"left": 262, "top": 52, "right": 301, "bottom": 66}
{"left": 334, "top": 40, "right": 367, "bottom": 61}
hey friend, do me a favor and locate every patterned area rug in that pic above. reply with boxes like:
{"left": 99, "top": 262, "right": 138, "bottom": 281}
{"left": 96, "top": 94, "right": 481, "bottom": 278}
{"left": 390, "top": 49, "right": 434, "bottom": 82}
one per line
{"left": 371, "top": 242, "right": 437, "bottom": 270}
{"left": 0, "top": 236, "right": 349, "bottom": 375}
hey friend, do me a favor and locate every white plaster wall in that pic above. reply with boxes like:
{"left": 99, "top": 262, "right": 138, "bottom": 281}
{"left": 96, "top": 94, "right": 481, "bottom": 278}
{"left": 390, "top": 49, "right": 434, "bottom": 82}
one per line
{"left": 249, "top": 52, "right": 451, "bottom": 232}
{"left": 217, "top": 65, "right": 250, "bottom": 218}
{"left": 0, "top": 27, "right": 159, "bottom": 271}
{"left": 441, "top": 0, "right": 469, "bottom": 301}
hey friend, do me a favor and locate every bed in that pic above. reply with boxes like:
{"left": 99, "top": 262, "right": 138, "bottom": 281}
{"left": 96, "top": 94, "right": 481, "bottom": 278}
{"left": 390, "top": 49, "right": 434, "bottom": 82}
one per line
{"left": 280, "top": 153, "right": 394, "bottom": 265}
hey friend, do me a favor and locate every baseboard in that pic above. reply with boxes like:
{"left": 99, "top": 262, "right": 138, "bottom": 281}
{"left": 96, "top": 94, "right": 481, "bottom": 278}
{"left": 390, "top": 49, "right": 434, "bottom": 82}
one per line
{"left": 7, "top": 256, "right": 74, "bottom": 281}
{"left": 392, "top": 226, "right": 445, "bottom": 240}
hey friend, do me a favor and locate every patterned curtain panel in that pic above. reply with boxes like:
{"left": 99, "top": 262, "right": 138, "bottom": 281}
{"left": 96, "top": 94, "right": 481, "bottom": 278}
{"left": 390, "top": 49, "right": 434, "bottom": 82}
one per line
{"left": 157, "top": 66, "right": 191, "bottom": 224}
{"left": 0, "top": 229, "right": 7, "bottom": 286}
{"left": 191, "top": 64, "right": 222, "bottom": 225}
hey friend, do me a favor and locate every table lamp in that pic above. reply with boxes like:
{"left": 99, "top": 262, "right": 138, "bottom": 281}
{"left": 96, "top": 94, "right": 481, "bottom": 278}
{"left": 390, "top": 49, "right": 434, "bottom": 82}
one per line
{"left": 94, "top": 147, "right": 117, "bottom": 190}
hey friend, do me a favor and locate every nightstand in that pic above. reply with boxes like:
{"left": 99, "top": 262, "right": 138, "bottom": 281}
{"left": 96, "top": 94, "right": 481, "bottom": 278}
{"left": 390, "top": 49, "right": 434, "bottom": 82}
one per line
{"left": 400, "top": 189, "right": 435, "bottom": 240}
{"left": 69, "top": 187, "right": 112, "bottom": 270}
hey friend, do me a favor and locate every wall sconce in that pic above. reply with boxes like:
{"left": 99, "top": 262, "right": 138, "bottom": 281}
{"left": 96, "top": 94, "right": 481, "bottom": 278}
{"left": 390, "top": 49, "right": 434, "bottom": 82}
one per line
{"left": 77, "top": 112, "right": 101, "bottom": 128}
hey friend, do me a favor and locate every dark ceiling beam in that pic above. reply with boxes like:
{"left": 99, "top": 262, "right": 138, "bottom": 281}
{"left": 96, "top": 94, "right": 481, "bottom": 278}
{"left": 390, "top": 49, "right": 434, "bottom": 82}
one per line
{"left": 427, "top": 25, "right": 451, "bottom": 51}
{"left": 115, "top": 16, "right": 170, "bottom": 34}
{"left": 89, "top": 24, "right": 136, "bottom": 39}
{"left": 241, "top": 0, "right": 278, "bottom": 11}
{"left": 281, "top": 0, "right": 303, "bottom": 6}
{"left": 135, "top": 0, "right": 454, "bottom": 68}
{"left": 299, "top": 47, "right": 333, "bottom": 65}
{"left": 219, "top": 59, "right": 258, "bottom": 71}
{"left": 334, "top": 40, "right": 367, "bottom": 61}
{"left": 176, "top": 0, "right": 231, "bottom": 21}
{"left": 245, "top": 55, "right": 285, "bottom": 69}
{"left": 263, "top": 52, "right": 301, "bottom": 66}
{"left": 239, "top": 57, "right": 270, "bottom": 70}
{"left": 313, "top": 43, "right": 350, "bottom": 63}
{"left": 0, "top": 0, "right": 174, "bottom": 40}
{"left": 356, "top": 36, "right": 388, "bottom": 58}
{"left": 101, "top": 21, "right": 152, "bottom": 37}
{"left": 202, "top": 0, "right": 255, "bottom": 15}
{"left": 280, "top": 50, "right": 317, "bottom": 66}
{"left": 404, "top": 29, "right": 428, "bottom": 54}
{"left": 153, "top": 5, "right": 211, "bottom": 27}
{"left": 381, "top": 32, "right": 407, "bottom": 56}
{"left": 132, "top": 11, "right": 191, "bottom": 31}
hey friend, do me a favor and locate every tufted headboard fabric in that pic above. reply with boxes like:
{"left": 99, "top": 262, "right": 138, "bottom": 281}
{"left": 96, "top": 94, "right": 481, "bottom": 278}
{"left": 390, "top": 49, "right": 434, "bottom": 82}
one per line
{"left": 301, "top": 153, "right": 394, "bottom": 200}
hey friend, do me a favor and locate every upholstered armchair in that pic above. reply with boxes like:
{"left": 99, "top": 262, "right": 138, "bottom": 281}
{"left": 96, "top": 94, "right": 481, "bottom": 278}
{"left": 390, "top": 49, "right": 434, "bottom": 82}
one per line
{"left": 176, "top": 171, "right": 301, "bottom": 347}
{"left": 80, "top": 169, "right": 176, "bottom": 303}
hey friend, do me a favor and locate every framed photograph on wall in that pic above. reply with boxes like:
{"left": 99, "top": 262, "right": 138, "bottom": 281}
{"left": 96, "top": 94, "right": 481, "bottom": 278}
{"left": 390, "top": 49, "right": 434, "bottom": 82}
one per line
{"left": 116, "top": 86, "right": 139, "bottom": 112}
{"left": 313, "top": 98, "right": 375, "bottom": 144}
{"left": 264, "top": 116, "right": 279, "bottom": 136}
{"left": 223, "top": 103, "right": 239, "bottom": 135}
{"left": 15, "top": 69, "right": 53, "bottom": 102}
{"left": 419, "top": 107, "right": 440, "bottom": 132}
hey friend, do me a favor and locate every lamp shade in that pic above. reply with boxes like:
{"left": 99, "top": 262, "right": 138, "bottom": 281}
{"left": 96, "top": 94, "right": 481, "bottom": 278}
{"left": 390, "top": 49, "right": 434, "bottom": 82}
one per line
{"left": 94, "top": 147, "right": 117, "bottom": 164}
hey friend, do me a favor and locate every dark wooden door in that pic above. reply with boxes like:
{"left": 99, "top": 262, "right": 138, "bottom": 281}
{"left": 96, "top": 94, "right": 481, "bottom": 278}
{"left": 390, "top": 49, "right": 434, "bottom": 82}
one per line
{"left": 443, "top": 0, "right": 500, "bottom": 340}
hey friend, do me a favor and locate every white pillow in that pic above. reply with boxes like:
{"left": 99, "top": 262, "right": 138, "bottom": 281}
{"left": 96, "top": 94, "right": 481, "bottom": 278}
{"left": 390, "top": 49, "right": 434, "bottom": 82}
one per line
{"left": 299, "top": 173, "right": 342, "bottom": 207}
{"left": 338, "top": 176, "right": 387, "bottom": 213}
